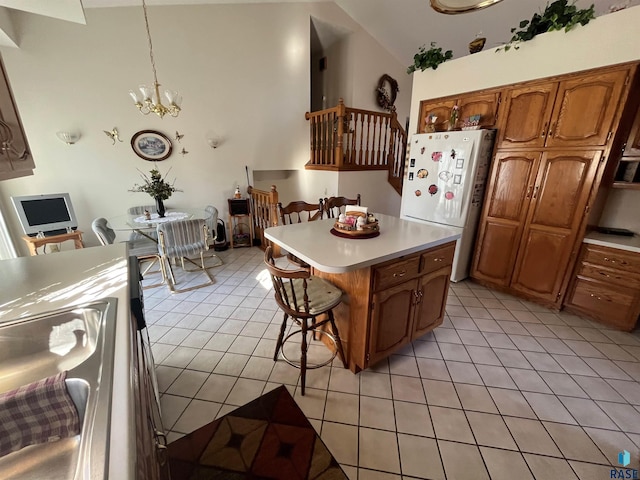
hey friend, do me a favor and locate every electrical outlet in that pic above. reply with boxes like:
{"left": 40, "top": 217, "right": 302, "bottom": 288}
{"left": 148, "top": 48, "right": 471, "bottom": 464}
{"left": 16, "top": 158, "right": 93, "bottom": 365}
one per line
{"left": 49, "top": 244, "right": 60, "bottom": 253}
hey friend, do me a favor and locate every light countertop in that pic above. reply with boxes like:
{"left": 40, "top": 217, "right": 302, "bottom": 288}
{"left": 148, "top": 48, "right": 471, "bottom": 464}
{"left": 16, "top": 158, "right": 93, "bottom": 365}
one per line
{"left": 583, "top": 231, "right": 640, "bottom": 254}
{"left": 0, "top": 244, "right": 135, "bottom": 480}
{"left": 264, "top": 214, "right": 461, "bottom": 273}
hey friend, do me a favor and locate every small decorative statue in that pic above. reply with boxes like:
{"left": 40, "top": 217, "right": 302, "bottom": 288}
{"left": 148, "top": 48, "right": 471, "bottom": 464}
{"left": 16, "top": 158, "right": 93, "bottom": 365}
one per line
{"left": 144, "top": 209, "right": 151, "bottom": 220}
{"left": 356, "top": 216, "right": 366, "bottom": 231}
{"left": 234, "top": 186, "right": 242, "bottom": 199}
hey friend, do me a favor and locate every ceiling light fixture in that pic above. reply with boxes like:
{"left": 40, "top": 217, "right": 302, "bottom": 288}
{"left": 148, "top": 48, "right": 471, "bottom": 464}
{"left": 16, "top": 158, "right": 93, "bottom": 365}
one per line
{"left": 430, "top": 0, "right": 504, "bottom": 14}
{"left": 129, "top": 0, "right": 181, "bottom": 118}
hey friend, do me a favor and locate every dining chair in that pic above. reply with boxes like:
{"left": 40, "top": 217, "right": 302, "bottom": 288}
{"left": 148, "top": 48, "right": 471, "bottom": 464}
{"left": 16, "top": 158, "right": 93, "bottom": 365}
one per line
{"left": 157, "top": 218, "right": 214, "bottom": 293}
{"left": 91, "top": 217, "right": 162, "bottom": 287}
{"left": 323, "top": 194, "right": 361, "bottom": 219}
{"left": 127, "top": 204, "right": 158, "bottom": 242}
{"left": 263, "top": 245, "right": 346, "bottom": 395}
{"left": 204, "top": 205, "right": 223, "bottom": 267}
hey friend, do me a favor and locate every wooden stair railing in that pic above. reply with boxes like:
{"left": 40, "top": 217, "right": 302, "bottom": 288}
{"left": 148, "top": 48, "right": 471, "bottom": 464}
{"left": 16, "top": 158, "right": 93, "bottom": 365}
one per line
{"left": 305, "top": 98, "right": 407, "bottom": 195}
{"left": 247, "top": 184, "right": 280, "bottom": 256}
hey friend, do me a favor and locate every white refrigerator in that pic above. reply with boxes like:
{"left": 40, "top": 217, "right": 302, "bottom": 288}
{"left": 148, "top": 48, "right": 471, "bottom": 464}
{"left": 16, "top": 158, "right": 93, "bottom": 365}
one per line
{"left": 400, "top": 130, "right": 496, "bottom": 282}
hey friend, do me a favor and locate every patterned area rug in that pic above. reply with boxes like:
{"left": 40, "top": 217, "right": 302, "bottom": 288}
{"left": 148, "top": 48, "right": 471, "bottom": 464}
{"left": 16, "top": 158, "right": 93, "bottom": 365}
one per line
{"left": 167, "top": 385, "right": 347, "bottom": 479}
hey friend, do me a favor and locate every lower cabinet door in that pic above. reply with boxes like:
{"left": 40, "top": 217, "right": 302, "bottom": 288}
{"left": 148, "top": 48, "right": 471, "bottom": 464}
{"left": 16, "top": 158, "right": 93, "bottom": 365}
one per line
{"left": 368, "top": 280, "right": 416, "bottom": 367}
{"left": 413, "top": 267, "right": 452, "bottom": 339}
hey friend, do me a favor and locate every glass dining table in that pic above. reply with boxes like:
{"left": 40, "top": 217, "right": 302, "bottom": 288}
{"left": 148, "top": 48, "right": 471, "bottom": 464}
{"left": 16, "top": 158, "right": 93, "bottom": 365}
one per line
{"left": 108, "top": 207, "right": 213, "bottom": 243}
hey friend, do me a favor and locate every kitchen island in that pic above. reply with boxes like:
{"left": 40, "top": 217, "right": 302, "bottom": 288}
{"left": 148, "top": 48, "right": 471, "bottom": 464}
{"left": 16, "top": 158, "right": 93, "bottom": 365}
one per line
{"left": 265, "top": 214, "right": 461, "bottom": 372}
{"left": 0, "top": 244, "right": 150, "bottom": 479}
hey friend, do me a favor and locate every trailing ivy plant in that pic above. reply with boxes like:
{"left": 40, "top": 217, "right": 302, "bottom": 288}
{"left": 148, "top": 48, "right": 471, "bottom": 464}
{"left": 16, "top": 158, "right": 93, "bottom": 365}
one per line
{"left": 407, "top": 42, "right": 453, "bottom": 74}
{"left": 497, "top": 0, "right": 595, "bottom": 52}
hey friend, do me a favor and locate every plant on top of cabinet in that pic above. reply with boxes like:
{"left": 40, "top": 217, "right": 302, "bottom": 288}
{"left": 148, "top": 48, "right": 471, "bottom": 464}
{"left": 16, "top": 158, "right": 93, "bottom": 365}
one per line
{"left": 407, "top": 42, "right": 453, "bottom": 74}
{"left": 497, "top": 0, "right": 595, "bottom": 52}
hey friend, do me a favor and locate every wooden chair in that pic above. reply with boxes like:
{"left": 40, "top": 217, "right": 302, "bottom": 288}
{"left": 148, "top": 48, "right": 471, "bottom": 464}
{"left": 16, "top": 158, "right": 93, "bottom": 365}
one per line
{"left": 278, "top": 199, "right": 324, "bottom": 267}
{"left": 278, "top": 199, "right": 324, "bottom": 224}
{"left": 324, "top": 194, "right": 361, "bottom": 219}
{"left": 263, "top": 246, "right": 346, "bottom": 395}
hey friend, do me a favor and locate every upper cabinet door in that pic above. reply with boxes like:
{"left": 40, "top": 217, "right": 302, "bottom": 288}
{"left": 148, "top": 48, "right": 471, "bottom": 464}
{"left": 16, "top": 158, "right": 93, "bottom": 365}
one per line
{"left": 457, "top": 91, "right": 501, "bottom": 129}
{"left": 546, "top": 69, "right": 629, "bottom": 148}
{"left": 496, "top": 83, "right": 558, "bottom": 149}
{"left": 418, "top": 99, "right": 456, "bottom": 133}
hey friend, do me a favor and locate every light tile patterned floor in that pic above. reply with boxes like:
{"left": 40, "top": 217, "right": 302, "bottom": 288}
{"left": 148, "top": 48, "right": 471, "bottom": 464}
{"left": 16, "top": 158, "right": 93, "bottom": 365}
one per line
{"left": 144, "top": 247, "right": 640, "bottom": 480}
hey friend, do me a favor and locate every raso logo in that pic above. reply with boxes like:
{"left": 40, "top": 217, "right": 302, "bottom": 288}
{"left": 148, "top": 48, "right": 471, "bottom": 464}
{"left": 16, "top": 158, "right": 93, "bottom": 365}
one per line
{"left": 611, "top": 450, "right": 638, "bottom": 479}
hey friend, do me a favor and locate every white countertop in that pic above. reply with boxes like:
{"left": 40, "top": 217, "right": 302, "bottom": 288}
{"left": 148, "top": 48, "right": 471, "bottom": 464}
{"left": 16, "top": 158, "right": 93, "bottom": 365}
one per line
{"left": 583, "top": 231, "right": 640, "bottom": 254}
{"left": 264, "top": 214, "right": 461, "bottom": 273}
{"left": 0, "top": 244, "right": 134, "bottom": 480}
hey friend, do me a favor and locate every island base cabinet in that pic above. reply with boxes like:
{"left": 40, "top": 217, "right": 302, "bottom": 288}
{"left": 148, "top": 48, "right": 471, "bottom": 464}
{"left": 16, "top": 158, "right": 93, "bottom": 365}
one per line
{"left": 413, "top": 267, "right": 452, "bottom": 339}
{"left": 315, "top": 241, "right": 455, "bottom": 373}
{"left": 368, "top": 280, "right": 416, "bottom": 367}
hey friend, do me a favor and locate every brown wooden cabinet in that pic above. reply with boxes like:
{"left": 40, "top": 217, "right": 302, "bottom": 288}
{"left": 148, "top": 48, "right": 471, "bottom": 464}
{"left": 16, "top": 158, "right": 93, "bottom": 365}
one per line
{"left": 316, "top": 241, "right": 454, "bottom": 372}
{"left": 496, "top": 68, "right": 630, "bottom": 150}
{"left": 472, "top": 150, "right": 602, "bottom": 306}
{"left": 419, "top": 89, "right": 501, "bottom": 133}
{"left": 564, "top": 243, "right": 640, "bottom": 331}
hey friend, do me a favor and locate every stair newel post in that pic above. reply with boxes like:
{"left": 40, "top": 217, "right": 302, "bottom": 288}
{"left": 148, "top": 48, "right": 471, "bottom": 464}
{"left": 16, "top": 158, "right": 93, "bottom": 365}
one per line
{"left": 335, "top": 98, "right": 346, "bottom": 169}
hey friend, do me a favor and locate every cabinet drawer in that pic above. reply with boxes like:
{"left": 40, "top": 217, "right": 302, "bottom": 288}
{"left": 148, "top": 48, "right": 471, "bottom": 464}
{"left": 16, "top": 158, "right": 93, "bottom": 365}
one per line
{"left": 420, "top": 243, "right": 455, "bottom": 275}
{"left": 583, "top": 245, "right": 640, "bottom": 275}
{"left": 569, "top": 277, "right": 637, "bottom": 327}
{"left": 578, "top": 263, "right": 640, "bottom": 288}
{"left": 373, "top": 257, "right": 420, "bottom": 291}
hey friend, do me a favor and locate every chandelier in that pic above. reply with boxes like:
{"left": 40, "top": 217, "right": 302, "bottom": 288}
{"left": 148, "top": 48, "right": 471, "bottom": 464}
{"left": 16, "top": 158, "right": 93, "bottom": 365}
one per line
{"left": 129, "top": 0, "right": 181, "bottom": 118}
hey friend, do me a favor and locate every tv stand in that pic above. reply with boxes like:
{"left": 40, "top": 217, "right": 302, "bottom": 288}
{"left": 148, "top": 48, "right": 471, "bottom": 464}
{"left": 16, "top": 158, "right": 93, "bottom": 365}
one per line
{"left": 22, "top": 230, "right": 84, "bottom": 256}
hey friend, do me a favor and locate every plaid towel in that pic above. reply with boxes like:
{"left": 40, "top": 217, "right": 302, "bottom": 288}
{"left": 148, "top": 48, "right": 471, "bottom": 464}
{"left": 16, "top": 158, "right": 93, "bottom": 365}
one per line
{"left": 0, "top": 371, "right": 80, "bottom": 457}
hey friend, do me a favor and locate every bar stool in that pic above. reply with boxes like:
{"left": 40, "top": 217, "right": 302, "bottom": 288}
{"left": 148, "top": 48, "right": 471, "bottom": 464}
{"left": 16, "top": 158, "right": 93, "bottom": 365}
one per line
{"left": 263, "top": 246, "right": 347, "bottom": 395}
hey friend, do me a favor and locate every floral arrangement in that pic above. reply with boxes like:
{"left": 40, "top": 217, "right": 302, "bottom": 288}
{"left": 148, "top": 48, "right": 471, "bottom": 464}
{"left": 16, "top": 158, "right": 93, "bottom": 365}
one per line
{"left": 129, "top": 166, "right": 181, "bottom": 200}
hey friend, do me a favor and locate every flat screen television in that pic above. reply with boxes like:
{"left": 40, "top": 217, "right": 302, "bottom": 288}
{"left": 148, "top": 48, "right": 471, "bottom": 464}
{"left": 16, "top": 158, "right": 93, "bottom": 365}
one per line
{"left": 11, "top": 193, "right": 78, "bottom": 237}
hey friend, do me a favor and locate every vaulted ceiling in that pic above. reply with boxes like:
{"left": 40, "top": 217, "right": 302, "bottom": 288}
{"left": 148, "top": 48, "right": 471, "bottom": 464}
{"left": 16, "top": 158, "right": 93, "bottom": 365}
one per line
{"left": 1, "top": 0, "right": 638, "bottom": 67}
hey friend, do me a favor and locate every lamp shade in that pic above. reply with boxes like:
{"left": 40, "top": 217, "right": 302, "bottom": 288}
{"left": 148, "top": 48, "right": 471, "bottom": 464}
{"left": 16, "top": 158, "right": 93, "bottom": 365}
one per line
{"left": 56, "top": 131, "right": 80, "bottom": 145}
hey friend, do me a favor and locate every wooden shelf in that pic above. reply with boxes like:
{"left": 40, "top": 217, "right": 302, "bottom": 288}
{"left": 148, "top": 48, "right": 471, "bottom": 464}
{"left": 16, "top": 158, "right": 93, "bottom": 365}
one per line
{"left": 612, "top": 181, "right": 640, "bottom": 189}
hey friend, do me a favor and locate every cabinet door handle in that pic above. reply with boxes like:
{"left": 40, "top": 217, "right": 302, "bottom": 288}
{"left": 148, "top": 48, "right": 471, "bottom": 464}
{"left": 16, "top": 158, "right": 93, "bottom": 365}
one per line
{"left": 434, "top": 257, "right": 443, "bottom": 262}
{"left": 532, "top": 185, "right": 540, "bottom": 199}
{"left": 525, "top": 185, "right": 533, "bottom": 198}
{"left": 541, "top": 122, "right": 548, "bottom": 138}
{"left": 393, "top": 271, "right": 406, "bottom": 277}
{"left": 548, "top": 122, "right": 555, "bottom": 138}
{"left": 590, "top": 293, "right": 602, "bottom": 301}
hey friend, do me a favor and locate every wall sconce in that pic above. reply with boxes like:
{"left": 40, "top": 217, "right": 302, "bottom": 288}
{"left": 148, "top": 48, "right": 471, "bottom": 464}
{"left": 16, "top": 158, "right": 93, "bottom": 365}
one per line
{"left": 206, "top": 133, "right": 222, "bottom": 149}
{"left": 56, "top": 131, "right": 80, "bottom": 145}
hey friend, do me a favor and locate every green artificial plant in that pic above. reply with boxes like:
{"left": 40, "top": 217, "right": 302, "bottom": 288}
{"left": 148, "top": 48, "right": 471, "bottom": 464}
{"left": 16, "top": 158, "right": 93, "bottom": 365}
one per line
{"left": 498, "top": 0, "right": 595, "bottom": 52}
{"left": 407, "top": 42, "right": 453, "bottom": 74}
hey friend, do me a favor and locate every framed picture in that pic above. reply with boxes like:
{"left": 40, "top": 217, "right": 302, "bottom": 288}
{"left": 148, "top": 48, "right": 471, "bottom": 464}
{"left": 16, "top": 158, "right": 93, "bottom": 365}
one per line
{"left": 131, "top": 130, "right": 172, "bottom": 161}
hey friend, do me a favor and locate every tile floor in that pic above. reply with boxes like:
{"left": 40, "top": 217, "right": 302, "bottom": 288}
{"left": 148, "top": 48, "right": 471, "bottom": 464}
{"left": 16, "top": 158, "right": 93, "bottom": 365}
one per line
{"left": 143, "top": 247, "right": 640, "bottom": 480}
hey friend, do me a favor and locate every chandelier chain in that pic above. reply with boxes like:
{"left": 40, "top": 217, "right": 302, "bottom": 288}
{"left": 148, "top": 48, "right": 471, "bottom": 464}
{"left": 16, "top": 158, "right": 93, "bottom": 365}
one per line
{"left": 142, "top": 0, "right": 158, "bottom": 85}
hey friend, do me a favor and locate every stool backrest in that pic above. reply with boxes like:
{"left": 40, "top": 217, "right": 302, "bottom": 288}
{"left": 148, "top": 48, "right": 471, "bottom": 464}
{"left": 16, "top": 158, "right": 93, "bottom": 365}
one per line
{"left": 278, "top": 200, "right": 324, "bottom": 225}
{"left": 324, "top": 194, "right": 361, "bottom": 219}
{"left": 264, "top": 245, "right": 312, "bottom": 316}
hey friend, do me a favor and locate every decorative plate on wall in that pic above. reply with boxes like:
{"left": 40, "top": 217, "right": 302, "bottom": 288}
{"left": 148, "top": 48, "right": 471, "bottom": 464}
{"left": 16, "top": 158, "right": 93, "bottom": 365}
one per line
{"left": 430, "top": 0, "right": 503, "bottom": 14}
{"left": 131, "top": 130, "right": 172, "bottom": 161}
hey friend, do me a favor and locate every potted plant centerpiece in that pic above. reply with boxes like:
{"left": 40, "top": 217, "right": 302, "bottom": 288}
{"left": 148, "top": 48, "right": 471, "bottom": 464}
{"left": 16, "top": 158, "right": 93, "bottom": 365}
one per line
{"left": 129, "top": 166, "right": 181, "bottom": 217}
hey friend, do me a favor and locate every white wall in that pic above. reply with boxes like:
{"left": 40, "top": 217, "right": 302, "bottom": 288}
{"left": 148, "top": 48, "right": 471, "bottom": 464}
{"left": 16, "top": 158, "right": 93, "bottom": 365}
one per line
{"left": 407, "top": 5, "right": 640, "bottom": 232}
{"left": 0, "top": 2, "right": 411, "bottom": 255}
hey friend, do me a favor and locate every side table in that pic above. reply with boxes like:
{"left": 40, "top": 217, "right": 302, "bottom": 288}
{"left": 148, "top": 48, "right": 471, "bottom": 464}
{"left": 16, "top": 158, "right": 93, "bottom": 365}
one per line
{"left": 22, "top": 230, "right": 84, "bottom": 256}
{"left": 228, "top": 198, "right": 254, "bottom": 248}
